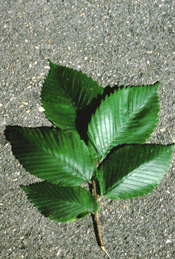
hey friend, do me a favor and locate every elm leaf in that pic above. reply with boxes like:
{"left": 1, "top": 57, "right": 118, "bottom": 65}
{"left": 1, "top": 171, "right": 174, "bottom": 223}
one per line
{"left": 5, "top": 126, "right": 96, "bottom": 186}
{"left": 21, "top": 182, "right": 98, "bottom": 222}
{"left": 96, "top": 144, "right": 175, "bottom": 200}
{"left": 88, "top": 82, "right": 160, "bottom": 162}
{"left": 41, "top": 60, "right": 103, "bottom": 131}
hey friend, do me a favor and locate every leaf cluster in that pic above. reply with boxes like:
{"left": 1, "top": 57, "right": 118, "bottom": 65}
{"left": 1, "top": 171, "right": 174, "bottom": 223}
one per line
{"left": 5, "top": 60, "right": 174, "bottom": 224}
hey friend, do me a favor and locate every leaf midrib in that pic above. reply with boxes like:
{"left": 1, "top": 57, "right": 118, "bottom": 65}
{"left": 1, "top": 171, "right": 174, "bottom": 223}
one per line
{"left": 102, "top": 160, "right": 152, "bottom": 196}
{"left": 101, "top": 90, "right": 156, "bottom": 161}
{"left": 32, "top": 192, "right": 92, "bottom": 213}
{"left": 24, "top": 137, "right": 87, "bottom": 182}
{"left": 59, "top": 72, "right": 77, "bottom": 111}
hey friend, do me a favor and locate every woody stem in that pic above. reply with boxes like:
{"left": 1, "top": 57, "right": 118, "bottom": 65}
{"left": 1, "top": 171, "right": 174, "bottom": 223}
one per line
{"left": 92, "top": 180, "right": 112, "bottom": 259}
{"left": 92, "top": 180, "right": 104, "bottom": 247}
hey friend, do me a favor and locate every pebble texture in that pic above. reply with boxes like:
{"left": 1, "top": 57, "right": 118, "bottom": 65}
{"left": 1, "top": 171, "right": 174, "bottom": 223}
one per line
{"left": 1, "top": 0, "right": 175, "bottom": 258}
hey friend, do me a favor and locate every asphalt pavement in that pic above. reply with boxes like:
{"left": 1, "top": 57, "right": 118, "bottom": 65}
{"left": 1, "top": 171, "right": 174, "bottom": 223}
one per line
{"left": 1, "top": 1, "right": 175, "bottom": 258}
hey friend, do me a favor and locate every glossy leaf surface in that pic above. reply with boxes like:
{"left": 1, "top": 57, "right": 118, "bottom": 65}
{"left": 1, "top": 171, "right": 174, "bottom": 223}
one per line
{"left": 96, "top": 144, "right": 174, "bottom": 200}
{"left": 21, "top": 182, "right": 98, "bottom": 222}
{"left": 41, "top": 60, "right": 103, "bottom": 131}
{"left": 88, "top": 82, "right": 160, "bottom": 162}
{"left": 5, "top": 126, "right": 96, "bottom": 186}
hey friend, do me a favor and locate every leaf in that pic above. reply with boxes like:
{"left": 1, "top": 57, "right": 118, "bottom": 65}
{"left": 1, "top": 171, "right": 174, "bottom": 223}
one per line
{"left": 88, "top": 82, "right": 160, "bottom": 162}
{"left": 41, "top": 60, "right": 103, "bottom": 131}
{"left": 5, "top": 126, "right": 96, "bottom": 186}
{"left": 96, "top": 144, "right": 175, "bottom": 200}
{"left": 21, "top": 182, "right": 98, "bottom": 222}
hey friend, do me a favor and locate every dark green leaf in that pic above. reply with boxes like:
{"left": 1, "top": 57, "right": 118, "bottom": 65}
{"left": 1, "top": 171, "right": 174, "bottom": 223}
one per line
{"left": 96, "top": 144, "right": 174, "bottom": 200}
{"left": 41, "top": 60, "right": 103, "bottom": 131}
{"left": 21, "top": 182, "right": 98, "bottom": 222}
{"left": 5, "top": 126, "right": 96, "bottom": 186}
{"left": 88, "top": 82, "right": 160, "bottom": 162}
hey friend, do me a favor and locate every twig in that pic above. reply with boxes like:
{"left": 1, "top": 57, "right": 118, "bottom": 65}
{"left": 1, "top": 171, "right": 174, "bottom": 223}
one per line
{"left": 92, "top": 180, "right": 112, "bottom": 259}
